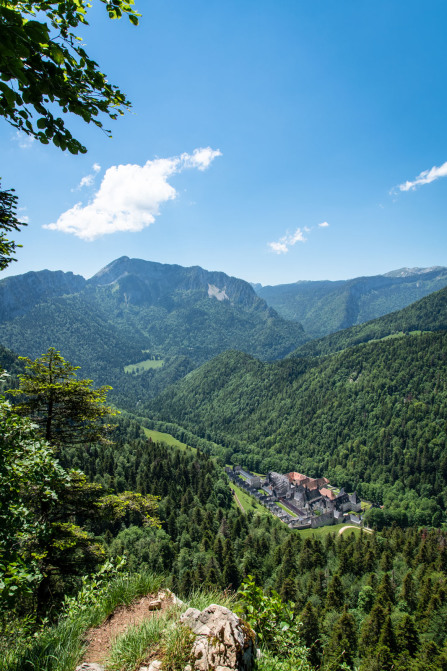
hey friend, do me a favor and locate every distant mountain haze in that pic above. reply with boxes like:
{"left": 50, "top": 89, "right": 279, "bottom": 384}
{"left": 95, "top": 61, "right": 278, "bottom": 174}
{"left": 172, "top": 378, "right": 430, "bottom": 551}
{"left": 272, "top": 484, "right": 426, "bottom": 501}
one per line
{"left": 254, "top": 266, "right": 447, "bottom": 338}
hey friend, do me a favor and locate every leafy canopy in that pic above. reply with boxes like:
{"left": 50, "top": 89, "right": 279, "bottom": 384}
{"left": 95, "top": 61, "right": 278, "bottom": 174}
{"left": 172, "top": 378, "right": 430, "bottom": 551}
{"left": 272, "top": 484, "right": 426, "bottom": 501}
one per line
{"left": 0, "top": 180, "right": 26, "bottom": 270}
{"left": 0, "top": 0, "right": 140, "bottom": 154}
{"left": 8, "top": 347, "right": 116, "bottom": 448}
{"left": 0, "top": 390, "right": 68, "bottom": 603}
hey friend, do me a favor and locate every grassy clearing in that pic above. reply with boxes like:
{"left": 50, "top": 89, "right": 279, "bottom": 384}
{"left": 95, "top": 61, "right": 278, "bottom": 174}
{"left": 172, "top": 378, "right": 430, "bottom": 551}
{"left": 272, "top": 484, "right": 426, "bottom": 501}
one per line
{"left": 143, "top": 428, "right": 196, "bottom": 453}
{"left": 229, "top": 483, "right": 266, "bottom": 514}
{"left": 124, "top": 359, "right": 164, "bottom": 374}
{"left": 296, "top": 523, "right": 364, "bottom": 540}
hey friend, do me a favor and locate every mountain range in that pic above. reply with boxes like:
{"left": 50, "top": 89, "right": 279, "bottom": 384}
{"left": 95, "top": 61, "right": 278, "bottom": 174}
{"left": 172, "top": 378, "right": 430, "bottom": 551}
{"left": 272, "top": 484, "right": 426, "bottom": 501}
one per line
{"left": 0, "top": 256, "right": 305, "bottom": 402}
{"left": 254, "top": 266, "right": 447, "bottom": 338}
{"left": 2, "top": 259, "right": 447, "bottom": 407}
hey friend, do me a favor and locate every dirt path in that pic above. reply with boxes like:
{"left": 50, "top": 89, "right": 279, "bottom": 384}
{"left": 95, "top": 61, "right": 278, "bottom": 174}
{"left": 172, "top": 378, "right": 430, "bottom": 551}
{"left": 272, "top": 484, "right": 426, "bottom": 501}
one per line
{"left": 338, "top": 525, "right": 373, "bottom": 535}
{"left": 231, "top": 488, "right": 245, "bottom": 513}
{"left": 81, "top": 592, "right": 172, "bottom": 665}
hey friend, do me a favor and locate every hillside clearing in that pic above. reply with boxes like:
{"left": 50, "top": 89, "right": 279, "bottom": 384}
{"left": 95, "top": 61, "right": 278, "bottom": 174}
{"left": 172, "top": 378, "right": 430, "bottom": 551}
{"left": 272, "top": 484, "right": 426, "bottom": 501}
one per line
{"left": 124, "top": 359, "right": 164, "bottom": 374}
{"left": 143, "top": 428, "right": 196, "bottom": 452}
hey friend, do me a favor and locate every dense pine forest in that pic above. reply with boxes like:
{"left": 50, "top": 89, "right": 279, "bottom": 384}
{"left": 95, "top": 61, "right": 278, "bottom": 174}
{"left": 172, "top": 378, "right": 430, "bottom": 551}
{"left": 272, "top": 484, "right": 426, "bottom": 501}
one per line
{"left": 4, "top": 409, "right": 447, "bottom": 670}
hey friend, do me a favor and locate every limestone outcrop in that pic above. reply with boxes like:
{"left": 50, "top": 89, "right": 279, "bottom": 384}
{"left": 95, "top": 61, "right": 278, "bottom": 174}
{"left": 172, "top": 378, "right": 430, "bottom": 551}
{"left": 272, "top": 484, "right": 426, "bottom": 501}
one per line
{"left": 179, "top": 603, "right": 256, "bottom": 671}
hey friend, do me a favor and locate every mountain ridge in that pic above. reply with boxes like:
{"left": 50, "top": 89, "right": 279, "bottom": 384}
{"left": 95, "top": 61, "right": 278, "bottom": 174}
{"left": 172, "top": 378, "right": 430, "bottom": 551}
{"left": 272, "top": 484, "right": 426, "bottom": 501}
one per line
{"left": 255, "top": 266, "right": 447, "bottom": 337}
{"left": 0, "top": 257, "right": 305, "bottom": 401}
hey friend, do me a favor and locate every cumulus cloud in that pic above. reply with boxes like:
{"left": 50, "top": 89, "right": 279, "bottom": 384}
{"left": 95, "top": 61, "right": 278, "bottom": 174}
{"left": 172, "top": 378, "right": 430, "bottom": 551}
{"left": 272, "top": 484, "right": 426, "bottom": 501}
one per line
{"left": 181, "top": 147, "right": 222, "bottom": 170}
{"left": 45, "top": 148, "right": 221, "bottom": 241}
{"left": 76, "top": 163, "right": 102, "bottom": 190}
{"left": 268, "top": 227, "right": 306, "bottom": 254}
{"left": 395, "top": 161, "right": 447, "bottom": 192}
{"left": 268, "top": 222, "right": 328, "bottom": 254}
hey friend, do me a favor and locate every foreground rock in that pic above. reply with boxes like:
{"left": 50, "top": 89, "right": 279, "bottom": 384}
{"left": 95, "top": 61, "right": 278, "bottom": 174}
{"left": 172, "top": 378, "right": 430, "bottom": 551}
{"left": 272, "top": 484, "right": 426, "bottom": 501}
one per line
{"left": 179, "top": 603, "right": 256, "bottom": 671}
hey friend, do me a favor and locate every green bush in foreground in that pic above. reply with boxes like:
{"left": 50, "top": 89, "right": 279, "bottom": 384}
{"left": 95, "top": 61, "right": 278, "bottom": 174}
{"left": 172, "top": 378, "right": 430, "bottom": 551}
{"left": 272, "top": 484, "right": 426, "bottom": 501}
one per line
{"left": 237, "top": 576, "right": 315, "bottom": 670}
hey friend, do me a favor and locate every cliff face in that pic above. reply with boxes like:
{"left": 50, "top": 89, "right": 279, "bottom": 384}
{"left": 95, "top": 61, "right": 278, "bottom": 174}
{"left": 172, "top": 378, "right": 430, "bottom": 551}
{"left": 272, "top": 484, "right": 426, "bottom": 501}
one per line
{"left": 0, "top": 270, "right": 86, "bottom": 323}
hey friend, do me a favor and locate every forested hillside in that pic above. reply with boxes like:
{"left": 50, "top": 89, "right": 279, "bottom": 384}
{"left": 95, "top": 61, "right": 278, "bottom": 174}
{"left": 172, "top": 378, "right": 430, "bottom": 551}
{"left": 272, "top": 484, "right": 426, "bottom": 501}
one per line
{"left": 63, "top": 421, "right": 447, "bottom": 671}
{"left": 256, "top": 266, "right": 447, "bottom": 338}
{"left": 0, "top": 257, "right": 306, "bottom": 403}
{"left": 6, "top": 413, "right": 447, "bottom": 671}
{"left": 292, "top": 284, "right": 447, "bottom": 358}
{"left": 146, "top": 330, "right": 447, "bottom": 525}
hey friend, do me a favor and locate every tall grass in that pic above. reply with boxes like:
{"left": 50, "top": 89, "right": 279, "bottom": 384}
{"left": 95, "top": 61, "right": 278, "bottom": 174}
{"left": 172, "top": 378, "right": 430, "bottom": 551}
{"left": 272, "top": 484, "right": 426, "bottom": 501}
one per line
{"left": 107, "top": 610, "right": 172, "bottom": 671}
{"left": 184, "top": 586, "right": 237, "bottom": 612}
{"left": 3, "top": 578, "right": 239, "bottom": 671}
{"left": 2, "top": 572, "right": 164, "bottom": 671}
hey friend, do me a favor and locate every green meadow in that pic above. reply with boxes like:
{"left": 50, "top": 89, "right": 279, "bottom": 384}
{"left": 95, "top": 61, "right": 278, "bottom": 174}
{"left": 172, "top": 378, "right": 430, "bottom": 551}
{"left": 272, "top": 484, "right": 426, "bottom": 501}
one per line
{"left": 124, "top": 358, "right": 164, "bottom": 374}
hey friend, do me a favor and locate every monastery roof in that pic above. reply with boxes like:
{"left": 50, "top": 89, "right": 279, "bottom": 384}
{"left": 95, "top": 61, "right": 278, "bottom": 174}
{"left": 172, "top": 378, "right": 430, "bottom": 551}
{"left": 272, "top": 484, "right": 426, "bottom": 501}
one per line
{"left": 320, "top": 487, "right": 336, "bottom": 500}
{"left": 286, "top": 472, "right": 307, "bottom": 483}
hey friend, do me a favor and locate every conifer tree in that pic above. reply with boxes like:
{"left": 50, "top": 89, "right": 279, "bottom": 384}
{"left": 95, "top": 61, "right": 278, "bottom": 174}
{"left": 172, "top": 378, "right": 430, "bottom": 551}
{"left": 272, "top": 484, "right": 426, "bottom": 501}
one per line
{"left": 299, "top": 601, "right": 321, "bottom": 667}
{"left": 223, "top": 540, "right": 240, "bottom": 590}
{"left": 324, "top": 605, "right": 357, "bottom": 671}
{"left": 325, "top": 573, "right": 344, "bottom": 611}
{"left": 395, "top": 613, "right": 419, "bottom": 656}
{"left": 9, "top": 348, "right": 115, "bottom": 449}
{"left": 400, "top": 570, "right": 416, "bottom": 611}
{"left": 279, "top": 575, "right": 297, "bottom": 603}
{"left": 375, "top": 572, "right": 395, "bottom": 607}
{"left": 359, "top": 602, "right": 387, "bottom": 656}
{"left": 378, "top": 613, "right": 397, "bottom": 655}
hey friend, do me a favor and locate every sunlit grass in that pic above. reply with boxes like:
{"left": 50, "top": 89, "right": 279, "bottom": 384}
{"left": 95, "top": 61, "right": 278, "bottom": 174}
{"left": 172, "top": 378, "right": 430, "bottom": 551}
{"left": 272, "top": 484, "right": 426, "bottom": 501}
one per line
{"left": 229, "top": 482, "right": 266, "bottom": 514}
{"left": 107, "top": 610, "right": 173, "bottom": 671}
{"left": 124, "top": 358, "right": 164, "bottom": 373}
{"left": 2, "top": 572, "right": 165, "bottom": 671}
{"left": 143, "top": 428, "right": 196, "bottom": 452}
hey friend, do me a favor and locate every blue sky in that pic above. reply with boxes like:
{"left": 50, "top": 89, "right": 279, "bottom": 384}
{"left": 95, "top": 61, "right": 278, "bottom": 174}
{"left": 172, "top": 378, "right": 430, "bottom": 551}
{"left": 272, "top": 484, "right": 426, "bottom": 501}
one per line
{"left": 1, "top": 0, "right": 447, "bottom": 285}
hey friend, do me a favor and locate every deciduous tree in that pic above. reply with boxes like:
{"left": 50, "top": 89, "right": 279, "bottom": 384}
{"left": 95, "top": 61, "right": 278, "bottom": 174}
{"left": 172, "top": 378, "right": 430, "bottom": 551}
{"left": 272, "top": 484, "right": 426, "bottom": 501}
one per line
{"left": 0, "top": 0, "right": 140, "bottom": 154}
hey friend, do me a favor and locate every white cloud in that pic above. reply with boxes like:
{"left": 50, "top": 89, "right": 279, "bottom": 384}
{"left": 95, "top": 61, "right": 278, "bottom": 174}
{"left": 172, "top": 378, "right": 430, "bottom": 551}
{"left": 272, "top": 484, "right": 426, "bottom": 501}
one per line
{"left": 17, "top": 207, "right": 29, "bottom": 224}
{"left": 76, "top": 164, "right": 102, "bottom": 190}
{"left": 181, "top": 147, "right": 222, "bottom": 170}
{"left": 78, "top": 174, "right": 95, "bottom": 189}
{"left": 13, "top": 131, "right": 34, "bottom": 149}
{"left": 268, "top": 227, "right": 307, "bottom": 254}
{"left": 45, "top": 148, "right": 221, "bottom": 241}
{"left": 268, "top": 221, "right": 329, "bottom": 254}
{"left": 395, "top": 161, "right": 447, "bottom": 192}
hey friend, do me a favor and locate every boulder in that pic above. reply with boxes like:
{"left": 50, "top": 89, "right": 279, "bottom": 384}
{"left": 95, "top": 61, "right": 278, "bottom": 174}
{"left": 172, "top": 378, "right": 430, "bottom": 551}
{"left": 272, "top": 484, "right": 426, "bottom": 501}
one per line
{"left": 179, "top": 604, "right": 255, "bottom": 671}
